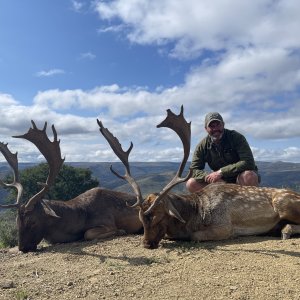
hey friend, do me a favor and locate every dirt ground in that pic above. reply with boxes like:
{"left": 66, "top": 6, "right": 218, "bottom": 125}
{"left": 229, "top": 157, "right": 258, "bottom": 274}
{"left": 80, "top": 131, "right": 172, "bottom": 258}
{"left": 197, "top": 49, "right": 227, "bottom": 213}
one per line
{"left": 1, "top": 235, "right": 300, "bottom": 300}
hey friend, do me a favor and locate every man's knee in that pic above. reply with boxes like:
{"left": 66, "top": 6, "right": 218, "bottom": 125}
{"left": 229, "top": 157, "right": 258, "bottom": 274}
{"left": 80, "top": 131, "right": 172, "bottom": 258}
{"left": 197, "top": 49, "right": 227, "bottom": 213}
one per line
{"left": 237, "top": 170, "right": 259, "bottom": 186}
{"left": 186, "top": 178, "right": 207, "bottom": 193}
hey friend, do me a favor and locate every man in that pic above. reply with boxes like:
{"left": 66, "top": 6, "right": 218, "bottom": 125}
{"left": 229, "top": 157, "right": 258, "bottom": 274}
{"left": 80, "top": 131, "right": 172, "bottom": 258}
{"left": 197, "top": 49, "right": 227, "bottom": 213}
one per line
{"left": 186, "top": 112, "right": 259, "bottom": 193}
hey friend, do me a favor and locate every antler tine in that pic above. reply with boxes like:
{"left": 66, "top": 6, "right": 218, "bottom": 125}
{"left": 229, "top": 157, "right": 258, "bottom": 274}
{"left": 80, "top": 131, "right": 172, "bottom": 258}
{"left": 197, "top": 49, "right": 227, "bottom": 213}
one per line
{"left": 0, "top": 142, "right": 23, "bottom": 208}
{"left": 144, "top": 105, "right": 192, "bottom": 215}
{"left": 13, "top": 120, "right": 65, "bottom": 210}
{"left": 97, "top": 119, "right": 144, "bottom": 208}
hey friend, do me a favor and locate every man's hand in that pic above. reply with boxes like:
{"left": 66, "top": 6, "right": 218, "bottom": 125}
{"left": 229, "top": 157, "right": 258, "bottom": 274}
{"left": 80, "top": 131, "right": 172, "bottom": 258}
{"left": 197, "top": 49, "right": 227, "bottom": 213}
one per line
{"left": 205, "top": 170, "right": 222, "bottom": 183}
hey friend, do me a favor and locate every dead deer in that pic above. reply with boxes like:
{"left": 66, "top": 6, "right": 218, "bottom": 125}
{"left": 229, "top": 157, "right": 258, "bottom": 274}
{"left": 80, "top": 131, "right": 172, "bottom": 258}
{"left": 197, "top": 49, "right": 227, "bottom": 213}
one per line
{"left": 98, "top": 106, "right": 300, "bottom": 249}
{"left": 0, "top": 121, "right": 142, "bottom": 253}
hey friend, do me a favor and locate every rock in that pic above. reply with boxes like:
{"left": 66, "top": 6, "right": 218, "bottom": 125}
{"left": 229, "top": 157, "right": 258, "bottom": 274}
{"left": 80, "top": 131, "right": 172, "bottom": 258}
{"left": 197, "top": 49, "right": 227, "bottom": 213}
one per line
{"left": 0, "top": 280, "right": 14, "bottom": 289}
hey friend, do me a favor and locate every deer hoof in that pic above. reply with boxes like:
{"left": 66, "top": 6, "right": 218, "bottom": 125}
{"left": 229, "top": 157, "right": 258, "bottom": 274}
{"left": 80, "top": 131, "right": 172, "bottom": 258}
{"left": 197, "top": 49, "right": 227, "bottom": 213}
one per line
{"left": 281, "top": 224, "right": 292, "bottom": 240}
{"left": 282, "top": 233, "right": 290, "bottom": 240}
{"left": 117, "top": 229, "right": 126, "bottom": 236}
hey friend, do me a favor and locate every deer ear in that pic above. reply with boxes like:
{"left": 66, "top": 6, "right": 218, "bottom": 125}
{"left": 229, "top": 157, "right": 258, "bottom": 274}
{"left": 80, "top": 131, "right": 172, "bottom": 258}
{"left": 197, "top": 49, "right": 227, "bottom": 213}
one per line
{"left": 41, "top": 200, "right": 60, "bottom": 218}
{"left": 165, "top": 198, "right": 185, "bottom": 223}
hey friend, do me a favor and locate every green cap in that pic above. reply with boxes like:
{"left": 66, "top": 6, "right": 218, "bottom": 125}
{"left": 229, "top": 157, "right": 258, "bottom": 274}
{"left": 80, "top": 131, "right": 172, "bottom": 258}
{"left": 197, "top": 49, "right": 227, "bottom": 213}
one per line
{"left": 205, "top": 112, "right": 223, "bottom": 127}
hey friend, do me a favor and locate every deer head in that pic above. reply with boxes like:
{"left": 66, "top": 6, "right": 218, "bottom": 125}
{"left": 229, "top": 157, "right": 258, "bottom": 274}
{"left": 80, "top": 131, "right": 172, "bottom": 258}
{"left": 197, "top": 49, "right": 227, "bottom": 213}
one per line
{"left": 98, "top": 106, "right": 192, "bottom": 248}
{"left": 0, "top": 121, "right": 64, "bottom": 252}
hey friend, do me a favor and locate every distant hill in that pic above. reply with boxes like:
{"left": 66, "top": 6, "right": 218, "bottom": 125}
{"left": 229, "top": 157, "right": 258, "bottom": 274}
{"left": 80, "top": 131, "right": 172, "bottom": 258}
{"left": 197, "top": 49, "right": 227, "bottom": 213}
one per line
{"left": 68, "top": 161, "right": 300, "bottom": 193}
{"left": 66, "top": 161, "right": 188, "bottom": 195}
{"left": 1, "top": 161, "right": 300, "bottom": 205}
{"left": 256, "top": 161, "right": 300, "bottom": 189}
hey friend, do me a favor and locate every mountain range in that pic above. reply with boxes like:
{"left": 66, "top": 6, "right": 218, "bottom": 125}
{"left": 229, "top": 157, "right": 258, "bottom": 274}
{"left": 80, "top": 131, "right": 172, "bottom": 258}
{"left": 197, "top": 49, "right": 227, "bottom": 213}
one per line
{"left": 1, "top": 160, "right": 300, "bottom": 203}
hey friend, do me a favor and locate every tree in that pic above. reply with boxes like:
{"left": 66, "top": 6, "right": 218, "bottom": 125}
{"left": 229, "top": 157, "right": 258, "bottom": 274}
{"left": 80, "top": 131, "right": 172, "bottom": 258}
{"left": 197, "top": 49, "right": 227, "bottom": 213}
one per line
{"left": 7, "top": 163, "right": 100, "bottom": 202}
{"left": 49, "top": 164, "right": 100, "bottom": 200}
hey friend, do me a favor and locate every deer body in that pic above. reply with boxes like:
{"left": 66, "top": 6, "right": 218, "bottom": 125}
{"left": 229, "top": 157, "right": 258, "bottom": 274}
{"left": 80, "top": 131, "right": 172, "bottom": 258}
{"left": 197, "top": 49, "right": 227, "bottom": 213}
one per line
{"left": 17, "top": 187, "right": 141, "bottom": 252}
{"left": 141, "top": 183, "right": 300, "bottom": 248}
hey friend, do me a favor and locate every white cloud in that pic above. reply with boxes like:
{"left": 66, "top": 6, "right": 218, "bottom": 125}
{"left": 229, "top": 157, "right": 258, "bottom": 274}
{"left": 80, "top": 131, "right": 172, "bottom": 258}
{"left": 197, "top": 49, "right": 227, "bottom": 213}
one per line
{"left": 91, "top": 0, "right": 300, "bottom": 144}
{"left": 33, "top": 85, "right": 161, "bottom": 117}
{"left": 252, "top": 147, "right": 300, "bottom": 163}
{"left": 97, "top": 24, "right": 126, "bottom": 34}
{"left": 0, "top": 91, "right": 300, "bottom": 163}
{"left": 2, "top": 1, "right": 300, "bottom": 164}
{"left": 71, "top": 0, "right": 84, "bottom": 13}
{"left": 0, "top": 93, "right": 19, "bottom": 106}
{"left": 94, "top": 0, "right": 300, "bottom": 59}
{"left": 79, "top": 52, "right": 96, "bottom": 60}
{"left": 35, "top": 69, "right": 65, "bottom": 77}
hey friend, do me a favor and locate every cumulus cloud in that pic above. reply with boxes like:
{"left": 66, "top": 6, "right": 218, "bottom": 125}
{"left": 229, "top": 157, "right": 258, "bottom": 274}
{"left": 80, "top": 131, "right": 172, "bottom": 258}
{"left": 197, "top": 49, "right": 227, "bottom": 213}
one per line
{"left": 0, "top": 80, "right": 291, "bottom": 162}
{"left": 94, "top": 0, "right": 300, "bottom": 58}
{"left": 33, "top": 85, "right": 162, "bottom": 117}
{"left": 90, "top": 0, "right": 300, "bottom": 162}
{"left": 1, "top": 1, "right": 300, "bottom": 163}
{"left": 0, "top": 93, "right": 19, "bottom": 106}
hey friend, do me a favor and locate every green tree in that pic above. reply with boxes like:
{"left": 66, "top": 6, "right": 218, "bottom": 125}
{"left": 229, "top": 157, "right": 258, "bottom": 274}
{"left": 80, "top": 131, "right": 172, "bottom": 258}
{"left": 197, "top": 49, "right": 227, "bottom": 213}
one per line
{"left": 5, "top": 163, "right": 99, "bottom": 203}
{"left": 49, "top": 164, "right": 100, "bottom": 200}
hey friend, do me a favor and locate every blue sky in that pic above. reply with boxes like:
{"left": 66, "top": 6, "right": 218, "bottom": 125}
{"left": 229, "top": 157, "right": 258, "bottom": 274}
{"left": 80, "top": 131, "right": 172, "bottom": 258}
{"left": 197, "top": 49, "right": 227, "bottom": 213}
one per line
{"left": 0, "top": 0, "right": 300, "bottom": 164}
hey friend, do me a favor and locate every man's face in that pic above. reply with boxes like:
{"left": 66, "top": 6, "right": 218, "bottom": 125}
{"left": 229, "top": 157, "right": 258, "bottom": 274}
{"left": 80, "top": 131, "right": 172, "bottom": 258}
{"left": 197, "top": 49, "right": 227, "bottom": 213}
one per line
{"left": 205, "top": 120, "right": 224, "bottom": 142}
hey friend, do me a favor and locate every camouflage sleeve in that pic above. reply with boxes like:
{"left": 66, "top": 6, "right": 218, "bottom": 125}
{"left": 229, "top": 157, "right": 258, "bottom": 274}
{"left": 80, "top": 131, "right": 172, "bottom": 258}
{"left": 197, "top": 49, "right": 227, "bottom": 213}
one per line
{"left": 220, "top": 131, "right": 256, "bottom": 178}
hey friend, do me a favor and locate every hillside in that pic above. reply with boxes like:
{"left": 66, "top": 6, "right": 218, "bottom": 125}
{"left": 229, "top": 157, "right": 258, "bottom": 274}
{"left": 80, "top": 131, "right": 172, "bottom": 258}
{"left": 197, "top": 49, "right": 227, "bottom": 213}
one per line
{"left": 62, "top": 161, "right": 300, "bottom": 193}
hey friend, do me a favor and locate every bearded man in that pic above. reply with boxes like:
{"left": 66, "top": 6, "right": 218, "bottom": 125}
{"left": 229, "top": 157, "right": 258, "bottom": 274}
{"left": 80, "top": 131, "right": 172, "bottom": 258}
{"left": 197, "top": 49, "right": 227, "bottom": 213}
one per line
{"left": 186, "top": 112, "right": 260, "bottom": 193}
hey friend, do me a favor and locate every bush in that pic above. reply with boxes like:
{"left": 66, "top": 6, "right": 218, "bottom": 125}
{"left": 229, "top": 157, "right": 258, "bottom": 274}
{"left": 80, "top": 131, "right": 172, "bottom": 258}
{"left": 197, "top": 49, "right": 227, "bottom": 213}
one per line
{"left": 0, "top": 210, "right": 18, "bottom": 248}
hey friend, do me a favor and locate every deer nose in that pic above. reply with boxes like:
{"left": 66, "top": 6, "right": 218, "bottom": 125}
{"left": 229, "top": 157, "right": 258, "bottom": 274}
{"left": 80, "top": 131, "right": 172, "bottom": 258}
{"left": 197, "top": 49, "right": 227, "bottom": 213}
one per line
{"left": 19, "top": 245, "right": 37, "bottom": 253}
{"left": 143, "top": 240, "right": 159, "bottom": 249}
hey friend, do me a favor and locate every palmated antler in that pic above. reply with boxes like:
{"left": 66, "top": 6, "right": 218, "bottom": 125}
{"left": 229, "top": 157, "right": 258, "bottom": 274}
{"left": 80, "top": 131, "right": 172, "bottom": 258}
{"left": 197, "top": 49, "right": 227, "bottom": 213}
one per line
{"left": 13, "top": 121, "right": 65, "bottom": 210}
{"left": 144, "top": 105, "right": 192, "bottom": 214}
{"left": 0, "top": 142, "right": 23, "bottom": 208}
{"left": 98, "top": 105, "right": 192, "bottom": 214}
{"left": 97, "top": 119, "right": 144, "bottom": 207}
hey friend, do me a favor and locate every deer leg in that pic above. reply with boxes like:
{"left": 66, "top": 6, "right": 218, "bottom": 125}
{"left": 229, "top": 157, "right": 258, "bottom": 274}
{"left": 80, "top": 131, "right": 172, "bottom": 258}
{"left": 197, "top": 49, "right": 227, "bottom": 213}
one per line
{"left": 281, "top": 224, "right": 300, "bottom": 240}
{"left": 272, "top": 193, "right": 300, "bottom": 239}
{"left": 191, "top": 224, "right": 233, "bottom": 241}
{"left": 272, "top": 193, "right": 300, "bottom": 225}
{"left": 84, "top": 225, "right": 126, "bottom": 240}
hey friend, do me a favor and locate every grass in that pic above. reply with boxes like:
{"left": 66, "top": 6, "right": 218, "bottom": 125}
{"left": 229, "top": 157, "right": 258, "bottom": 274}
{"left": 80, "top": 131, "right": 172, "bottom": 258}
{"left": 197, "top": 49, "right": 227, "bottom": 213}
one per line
{"left": 15, "top": 289, "right": 29, "bottom": 300}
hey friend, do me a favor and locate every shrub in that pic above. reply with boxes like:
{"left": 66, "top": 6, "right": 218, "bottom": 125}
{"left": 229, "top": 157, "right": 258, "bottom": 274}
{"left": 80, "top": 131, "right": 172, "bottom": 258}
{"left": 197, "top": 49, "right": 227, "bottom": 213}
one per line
{"left": 0, "top": 210, "right": 18, "bottom": 248}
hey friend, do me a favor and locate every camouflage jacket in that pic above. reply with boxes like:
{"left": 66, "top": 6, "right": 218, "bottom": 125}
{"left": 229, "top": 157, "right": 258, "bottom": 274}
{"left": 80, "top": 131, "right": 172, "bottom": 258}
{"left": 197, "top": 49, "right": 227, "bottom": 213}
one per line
{"left": 190, "top": 129, "right": 257, "bottom": 182}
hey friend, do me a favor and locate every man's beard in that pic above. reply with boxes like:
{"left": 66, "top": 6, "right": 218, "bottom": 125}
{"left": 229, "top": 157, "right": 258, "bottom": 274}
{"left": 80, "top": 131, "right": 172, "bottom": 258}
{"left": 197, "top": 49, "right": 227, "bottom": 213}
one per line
{"left": 209, "top": 130, "right": 224, "bottom": 142}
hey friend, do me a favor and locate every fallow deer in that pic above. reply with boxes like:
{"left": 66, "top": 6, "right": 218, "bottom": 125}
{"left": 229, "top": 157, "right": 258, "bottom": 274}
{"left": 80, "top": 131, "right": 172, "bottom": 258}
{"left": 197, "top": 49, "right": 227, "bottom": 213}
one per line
{"left": 0, "top": 121, "right": 142, "bottom": 252}
{"left": 98, "top": 106, "right": 300, "bottom": 249}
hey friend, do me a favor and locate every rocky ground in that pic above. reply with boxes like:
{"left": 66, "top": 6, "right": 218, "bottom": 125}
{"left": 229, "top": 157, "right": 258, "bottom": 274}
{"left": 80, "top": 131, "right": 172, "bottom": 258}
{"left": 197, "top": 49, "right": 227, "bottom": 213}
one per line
{"left": 1, "top": 235, "right": 300, "bottom": 300}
